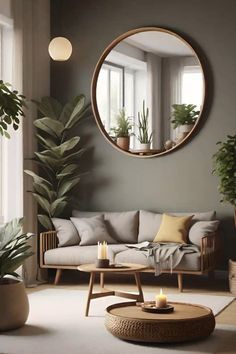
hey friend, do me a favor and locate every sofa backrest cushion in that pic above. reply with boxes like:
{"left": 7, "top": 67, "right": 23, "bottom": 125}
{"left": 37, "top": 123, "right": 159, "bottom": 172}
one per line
{"left": 52, "top": 218, "right": 80, "bottom": 247}
{"left": 138, "top": 210, "right": 217, "bottom": 243}
{"left": 72, "top": 210, "right": 139, "bottom": 243}
{"left": 70, "top": 215, "right": 117, "bottom": 246}
{"left": 188, "top": 220, "right": 220, "bottom": 246}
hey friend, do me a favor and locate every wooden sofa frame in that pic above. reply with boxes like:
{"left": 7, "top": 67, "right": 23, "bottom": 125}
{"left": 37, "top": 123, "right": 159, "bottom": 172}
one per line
{"left": 39, "top": 231, "right": 220, "bottom": 292}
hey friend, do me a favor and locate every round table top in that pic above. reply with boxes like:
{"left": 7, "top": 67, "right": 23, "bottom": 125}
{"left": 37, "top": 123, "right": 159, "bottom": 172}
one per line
{"left": 77, "top": 263, "right": 147, "bottom": 273}
{"left": 107, "top": 301, "right": 213, "bottom": 321}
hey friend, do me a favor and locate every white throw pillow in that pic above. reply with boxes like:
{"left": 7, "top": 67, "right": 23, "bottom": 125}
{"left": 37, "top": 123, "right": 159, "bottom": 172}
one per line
{"left": 70, "top": 215, "right": 117, "bottom": 246}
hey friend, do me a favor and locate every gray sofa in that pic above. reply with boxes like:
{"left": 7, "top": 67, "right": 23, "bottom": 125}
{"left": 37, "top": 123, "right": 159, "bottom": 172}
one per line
{"left": 39, "top": 210, "right": 220, "bottom": 291}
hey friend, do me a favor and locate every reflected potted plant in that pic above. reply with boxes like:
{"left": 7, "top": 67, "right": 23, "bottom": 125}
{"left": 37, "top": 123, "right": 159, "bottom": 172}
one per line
{"left": 171, "top": 103, "right": 200, "bottom": 134}
{"left": 111, "top": 108, "right": 133, "bottom": 151}
{"left": 137, "top": 100, "right": 153, "bottom": 150}
{"left": 0, "top": 218, "right": 34, "bottom": 331}
{"left": 212, "top": 135, "right": 236, "bottom": 227}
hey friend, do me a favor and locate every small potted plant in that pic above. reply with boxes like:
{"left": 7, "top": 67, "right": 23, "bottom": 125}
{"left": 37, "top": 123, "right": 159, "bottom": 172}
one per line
{"left": 0, "top": 218, "right": 34, "bottom": 331}
{"left": 111, "top": 108, "right": 133, "bottom": 151}
{"left": 137, "top": 100, "right": 153, "bottom": 150}
{"left": 212, "top": 134, "right": 236, "bottom": 227}
{"left": 171, "top": 103, "right": 200, "bottom": 134}
{"left": 0, "top": 80, "right": 26, "bottom": 138}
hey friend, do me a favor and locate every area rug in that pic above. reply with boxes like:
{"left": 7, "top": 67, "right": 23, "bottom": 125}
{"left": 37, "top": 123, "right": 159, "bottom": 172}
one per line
{"left": 0, "top": 289, "right": 235, "bottom": 354}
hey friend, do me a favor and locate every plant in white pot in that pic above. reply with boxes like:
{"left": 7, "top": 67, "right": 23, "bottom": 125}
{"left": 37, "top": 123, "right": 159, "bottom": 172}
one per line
{"left": 111, "top": 108, "right": 133, "bottom": 151}
{"left": 171, "top": 103, "right": 200, "bottom": 142}
{"left": 137, "top": 100, "right": 153, "bottom": 150}
{"left": 0, "top": 218, "right": 34, "bottom": 331}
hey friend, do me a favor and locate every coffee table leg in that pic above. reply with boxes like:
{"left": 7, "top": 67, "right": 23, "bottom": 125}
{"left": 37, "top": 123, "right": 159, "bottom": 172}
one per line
{"left": 85, "top": 272, "right": 95, "bottom": 316}
{"left": 134, "top": 272, "right": 144, "bottom": 302}
{"left": 100, "top": 272, "right": 104, "bottom": 288}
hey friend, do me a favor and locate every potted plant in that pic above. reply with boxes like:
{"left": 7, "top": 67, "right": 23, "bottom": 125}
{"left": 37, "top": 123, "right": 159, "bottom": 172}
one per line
{"left": 0, "top": 218, "right": 34, "bottom": 331}
{"left": 111, "top": 108, "right": 133, "bottom": 151}
{"left": 137, "top": 100, "right": 153, "bottom": 150}
{"left": 212, "top": 135, "right": 236, "bottom": 227}
{"left": 0, "top": 80, "right": 26, "bottom": 138}
{"left": 24, "top": 95, "right": 91, "bottom": 230}
{"left": 171, "top": 103, "right": 200, "bottom": 134}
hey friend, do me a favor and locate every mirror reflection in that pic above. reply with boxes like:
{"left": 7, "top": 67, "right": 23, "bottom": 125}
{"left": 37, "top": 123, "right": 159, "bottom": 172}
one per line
{"left": 95, "top": 29, "right": 205, "bottom": 155}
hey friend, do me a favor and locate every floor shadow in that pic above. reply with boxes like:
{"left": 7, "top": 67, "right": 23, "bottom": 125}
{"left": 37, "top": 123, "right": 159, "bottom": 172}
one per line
{"left": 1, "top": 324, "right": 54, "bottom": 337}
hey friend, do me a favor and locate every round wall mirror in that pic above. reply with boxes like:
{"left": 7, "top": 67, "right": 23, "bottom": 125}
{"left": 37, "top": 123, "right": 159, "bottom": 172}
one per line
{"left": 91, "top": 27, "right": 205, "bottom": 157}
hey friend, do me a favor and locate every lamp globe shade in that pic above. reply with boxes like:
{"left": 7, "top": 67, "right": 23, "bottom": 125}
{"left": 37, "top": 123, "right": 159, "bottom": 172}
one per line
{"left": 48, "top": 37, "right": 72, "bottom": 61}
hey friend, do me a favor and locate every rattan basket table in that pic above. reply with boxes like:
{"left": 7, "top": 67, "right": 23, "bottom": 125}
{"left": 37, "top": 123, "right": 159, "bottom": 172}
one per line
{"left": 105, "top": 301, "right": 215, "bottom": 343}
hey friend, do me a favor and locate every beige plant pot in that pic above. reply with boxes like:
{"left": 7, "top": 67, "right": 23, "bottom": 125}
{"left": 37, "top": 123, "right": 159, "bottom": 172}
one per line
{"left": 117, "top": 137, "right": 130, "bottom": 151}
{"left": 0, "top": 278, "right": 29, "bottom": 331}
{"left": 179, "top": 124, "right": 194, "bottom": 133}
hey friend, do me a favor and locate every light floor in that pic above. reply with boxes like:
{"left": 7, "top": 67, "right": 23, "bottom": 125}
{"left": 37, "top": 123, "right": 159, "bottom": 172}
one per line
{"left": 27, "top": 271, "right": 236, "bottom": 326}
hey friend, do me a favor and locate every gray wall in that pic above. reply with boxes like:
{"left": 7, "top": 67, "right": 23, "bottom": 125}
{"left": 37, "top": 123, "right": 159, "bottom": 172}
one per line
{"left": 51, "top": 0, "right": 236, "bottom": 266}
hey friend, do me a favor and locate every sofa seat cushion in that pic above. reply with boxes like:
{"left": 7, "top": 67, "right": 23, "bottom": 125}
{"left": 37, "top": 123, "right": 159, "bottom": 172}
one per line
{"left": 72, "top": 210, "right": 139, "bottom": 243}
{"left": 44, "top": 244, "right": 128, "bottom": 266}
{"left": 114, "top": 248, "right": 201, "bottom": 271}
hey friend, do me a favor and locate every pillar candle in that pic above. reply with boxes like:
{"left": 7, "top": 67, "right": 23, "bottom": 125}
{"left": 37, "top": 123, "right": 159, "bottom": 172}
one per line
{"left": 155, "top": 288, "right": 167, "bottom": 308}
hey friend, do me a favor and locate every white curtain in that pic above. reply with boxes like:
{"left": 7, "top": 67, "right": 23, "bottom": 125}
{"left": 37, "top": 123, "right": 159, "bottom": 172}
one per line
{"left": 12, "top": 0, "right": 50, "bottom": 286}
{"left": 162, "top": 57, "right": 184, "bottom": 142}
{"left": 146, "top": 53, "right": 162, "bottom": 149}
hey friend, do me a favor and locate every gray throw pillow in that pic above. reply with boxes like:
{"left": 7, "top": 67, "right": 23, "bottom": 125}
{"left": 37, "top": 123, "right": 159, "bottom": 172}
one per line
{"left": 138, "top": 210, "right": 163, "bottom": 243}
{"left": 189, "top": 220, "right": 220, "bottom": 247}
{"left": 70, "top": 215, "right": 117, "bottom": 246}
{"left": 52, "top": 218, "right": 80, "bottom": 247}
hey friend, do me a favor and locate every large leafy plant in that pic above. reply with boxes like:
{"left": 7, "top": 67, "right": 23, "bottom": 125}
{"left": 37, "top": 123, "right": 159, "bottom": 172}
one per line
{"left": 171, "top": 104, "right": 200, "bottom": 129}
{"left": 24, "top": 95, "right": 91, "bottom": 230}
{"left": 0, "top": 218, "right": 34, "bottom": 280}
{"left": 137, "top": 100, "right": 153, "bottom": 144}
{"left": 111, "top": 108, "right": 133, "bottom": 138}
{"left": 212, "top": 135, "right": 236, "bottom": 208}
{"left": 0, "top": 80, "right": 26, "bottom": 138}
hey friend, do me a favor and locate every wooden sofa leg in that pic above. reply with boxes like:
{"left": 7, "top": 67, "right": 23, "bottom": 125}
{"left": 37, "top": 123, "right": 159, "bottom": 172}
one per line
{"left": 54, "top": 269, "right": 62, "bottom": 285}
{"left": 178, "top": 273, "right": 183, "bottom": 292}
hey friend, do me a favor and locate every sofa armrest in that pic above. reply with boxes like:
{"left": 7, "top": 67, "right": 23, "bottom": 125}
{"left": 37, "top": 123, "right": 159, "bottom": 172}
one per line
{"left": 39, "top": 230, "right": 58, "bottom": 267}
{"left": 200, "top": 232, "right": 220, "bottom": 271}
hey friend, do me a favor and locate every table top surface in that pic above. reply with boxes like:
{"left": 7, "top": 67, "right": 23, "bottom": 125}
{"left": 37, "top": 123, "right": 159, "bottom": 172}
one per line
{"left": 77, "top": 263, "right": 147, "bottom": 273}
{"left": 106, "top": 301, "right": 213, "bottom": 322}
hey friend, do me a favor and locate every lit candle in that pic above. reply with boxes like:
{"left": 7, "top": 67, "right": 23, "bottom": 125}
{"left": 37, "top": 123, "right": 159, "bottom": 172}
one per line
{"left": 98, "top": 241, "right": 108, "bottom": 259}
{"left": 97, "top": 242, "right": 103, "bottom": 259}
{"left": 155, "top": 288, "right": 167, "bottom": 308}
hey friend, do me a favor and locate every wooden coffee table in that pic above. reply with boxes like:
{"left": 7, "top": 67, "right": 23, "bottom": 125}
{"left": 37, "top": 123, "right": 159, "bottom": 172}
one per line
{"left": 105, "top": 301, "right": 215, "bottom": 343}
{"left": 77, "top": 263, "right": 147, "bottom": 316}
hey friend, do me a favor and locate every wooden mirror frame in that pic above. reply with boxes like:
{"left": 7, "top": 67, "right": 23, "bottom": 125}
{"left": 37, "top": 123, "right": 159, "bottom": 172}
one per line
{"left": 91, "top": 27, "right": 206, "bottom": 158}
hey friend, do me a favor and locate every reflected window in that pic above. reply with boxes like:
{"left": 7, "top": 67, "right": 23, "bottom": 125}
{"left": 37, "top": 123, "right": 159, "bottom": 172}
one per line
{"left": 182, "top": 66, "right": 203, "bottom": 108}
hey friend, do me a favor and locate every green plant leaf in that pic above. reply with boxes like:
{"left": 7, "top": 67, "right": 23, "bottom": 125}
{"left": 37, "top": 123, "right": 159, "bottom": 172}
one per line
{"left": 38, "top": 215, "right": 53, "bottom": 230}
{"left": 33, "top": 182, "right": 55, "bottom": 202}
{"left": 36, "top": 134, "right": 57, "bottom": 149}
{"left": 32, "top": 97, "right": 62, "bottom": 119}
{"left": 32, "top": 193, "right": 51, "bottom": 215}
{"left": 50, "top": 197, "right": 67, "bottom": 216}
{"left": 56, "top": 164, "right": 79, "bottom": 178}
{"left": 64, "top": 95, "right": 85, "bottom": 129}
{"left": 24, "top": 170, "right": 53, "bottom": 188}
{"left": 51, "top": 136, "right": 80, "bottom": 156}
{"left": 57, "top": 178, "right": 80, "bottom": 197}
{"left": 34, "top": 117, "right": 64, "bottom": 139}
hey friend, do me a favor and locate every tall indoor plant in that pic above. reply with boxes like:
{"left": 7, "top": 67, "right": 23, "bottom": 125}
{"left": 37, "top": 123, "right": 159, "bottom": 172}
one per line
{"left": 24, "top": 95, "right": 91, "bottom": 230}
{"left": 111, "top": 108, "right": 133, "bottom": 151}
{"left": 0, "top": 218, "right": 34, "bottom": 331}
{"left": 212, "top": 134, "right": 236, "bottom": 226}
{"left": 0, "top": 80, "right": 26, "bottom": 138}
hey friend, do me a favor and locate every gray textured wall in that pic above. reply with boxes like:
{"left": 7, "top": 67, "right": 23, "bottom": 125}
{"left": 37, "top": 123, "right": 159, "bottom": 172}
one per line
{"left": 51, "top": 0, "right": 236, "bottom": 266}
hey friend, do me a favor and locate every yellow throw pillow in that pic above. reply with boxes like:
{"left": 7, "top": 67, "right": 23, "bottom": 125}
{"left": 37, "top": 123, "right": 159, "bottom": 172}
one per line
{"left": 153, "top": 214, "right": 193, "bottom": 244}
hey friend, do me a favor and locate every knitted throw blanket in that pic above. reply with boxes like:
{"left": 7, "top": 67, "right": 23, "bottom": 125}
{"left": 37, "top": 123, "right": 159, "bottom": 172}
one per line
{"left": 126, "top": 242, "right": 199, "bottom": 275}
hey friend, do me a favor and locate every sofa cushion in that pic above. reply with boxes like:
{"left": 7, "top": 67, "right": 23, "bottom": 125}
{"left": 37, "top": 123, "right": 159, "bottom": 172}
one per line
{"left": 44, "top": 244, "right": 128, "bottom": 266}
{"left": 153, "top": 214, "right": 193, "bottom": 244}
{"left": 70, "top": 215, "right": 117, "bottom": 245}
{"left": 52, "top": 218, "right": 80, "bottom": 247}
{"left": 114, "top": 248, "right": 201, "bottom": 271}
{"left": 189, "top": 220, "right": 220, "bottom": 246}
{"left": 72, "top": 210, "right": 139, "bottom": 243}
{"left": 138, "top": 210, "right": 216, "bottom": 243}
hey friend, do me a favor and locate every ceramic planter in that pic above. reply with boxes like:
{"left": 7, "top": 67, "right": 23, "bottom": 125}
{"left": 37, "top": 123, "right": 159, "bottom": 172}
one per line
{"left": 179, "top": 124, "right": 194, "bottom": 134}
{"left": 139, "top": 143, "right": 150, "bottom": 151}
{"left": 117, "top": 137, "right": 130, "bottom": 151}
{"left": 0, "top": 278, "right": 29, "bottom": 331}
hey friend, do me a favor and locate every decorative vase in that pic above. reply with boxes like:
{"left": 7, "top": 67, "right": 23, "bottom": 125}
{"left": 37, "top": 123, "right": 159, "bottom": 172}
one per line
{"left": 179, "top": 124, "right": 194, "bottom": 134}
{"left": 116, "top": 137, "right": 130, "bottom": 151}
{"left": 139, "top": 143, "right": 150, "bottom": 151}
{"left": 0, "top": 278, "right": 29, "bottom": 331}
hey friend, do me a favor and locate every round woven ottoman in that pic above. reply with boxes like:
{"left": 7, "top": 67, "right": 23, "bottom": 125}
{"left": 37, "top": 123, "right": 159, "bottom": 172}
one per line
{"left": 105, "top": 301, "right": 215, "bottom": 343}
